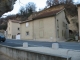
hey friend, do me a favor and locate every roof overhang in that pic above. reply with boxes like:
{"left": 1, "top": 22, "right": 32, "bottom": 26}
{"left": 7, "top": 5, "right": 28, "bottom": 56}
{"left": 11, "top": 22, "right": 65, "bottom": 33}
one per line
{"left": 20, "top": 20, "right": 33, "bottom": 24}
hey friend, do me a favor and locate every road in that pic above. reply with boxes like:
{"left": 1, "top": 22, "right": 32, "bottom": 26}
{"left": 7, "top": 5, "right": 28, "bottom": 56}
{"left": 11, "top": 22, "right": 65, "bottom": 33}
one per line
{"left": 0, "top": 39, "right": 80, "bottom": 50}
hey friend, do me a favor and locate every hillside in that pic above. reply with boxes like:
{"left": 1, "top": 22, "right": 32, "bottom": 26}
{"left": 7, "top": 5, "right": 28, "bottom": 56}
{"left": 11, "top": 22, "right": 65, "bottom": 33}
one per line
{"left": 0, "top": 4, "right": 78, "bottom": 32}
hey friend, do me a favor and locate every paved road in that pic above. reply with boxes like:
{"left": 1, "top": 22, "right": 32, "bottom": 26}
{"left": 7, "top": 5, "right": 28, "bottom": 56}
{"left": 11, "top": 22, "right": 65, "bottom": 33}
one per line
{"left": 0, "top": 39, "right": 80, "bottom": 50}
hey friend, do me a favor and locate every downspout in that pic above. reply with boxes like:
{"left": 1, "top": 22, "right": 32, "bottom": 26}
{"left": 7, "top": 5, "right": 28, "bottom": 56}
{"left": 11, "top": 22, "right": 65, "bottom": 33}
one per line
{"left": 32, "top": 18, "right": 34, "bottom": 40}
{"left": 33, "top": 20, "right": 34, "bottom": 40}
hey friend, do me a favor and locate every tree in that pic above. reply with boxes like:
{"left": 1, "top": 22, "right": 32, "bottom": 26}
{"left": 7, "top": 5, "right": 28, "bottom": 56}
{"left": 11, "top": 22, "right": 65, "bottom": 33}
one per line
{"left": 46, "top": 0, "right": 60, "bottom": 7}
{"left": 46, "top": 0, "right": 73, "bottom": 7}
{"left": 66, "top": 0, "right": 73, "bottom": 4}
{"left": 19, "top": 7, "right": 26, "bottom": 16}
{"left": 18, "top": 2, "right": 36, "bottom": 21}
{"left": 46, "top": 0, "right": 77, "bottom": 16}
{"left": 26, "top": 2, "right": 36, "bottom": 13}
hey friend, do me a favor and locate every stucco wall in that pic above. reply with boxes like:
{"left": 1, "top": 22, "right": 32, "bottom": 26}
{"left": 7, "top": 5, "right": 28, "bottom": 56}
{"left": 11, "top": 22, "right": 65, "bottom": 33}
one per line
{"left": 7, "top": 20, "right": 12, "bottom": 39}
{"left": 7, "top": 20, "right": 20, "bottom": 39}
{"left": 56, "top": 11, "right": 69, "bottom": 41}
{"left": 20, "top": 21, "right": 33, "bottom": 40}
{"left": 12, "top": 22, "right": 20, "bottom": 35}
{"left": 33, "top": 17, "right": 56, "bottom": 42}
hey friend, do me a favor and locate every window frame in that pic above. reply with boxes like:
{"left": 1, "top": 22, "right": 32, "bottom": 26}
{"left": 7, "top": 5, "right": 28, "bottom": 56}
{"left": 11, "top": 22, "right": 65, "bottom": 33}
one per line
{"left": 57, "top": 20, "right": 59, "bottom": 28}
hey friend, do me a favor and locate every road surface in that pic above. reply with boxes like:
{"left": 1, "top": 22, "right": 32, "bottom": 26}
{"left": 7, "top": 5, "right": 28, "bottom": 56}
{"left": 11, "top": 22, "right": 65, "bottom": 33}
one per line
{"left": 0, "top": 39, "right": 80, "bottom": 50}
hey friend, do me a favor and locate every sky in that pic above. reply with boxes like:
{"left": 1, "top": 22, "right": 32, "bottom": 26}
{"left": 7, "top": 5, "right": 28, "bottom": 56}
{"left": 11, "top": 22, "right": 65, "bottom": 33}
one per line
{"left": 2, "top": 0, "right": 79, "bottom": 17}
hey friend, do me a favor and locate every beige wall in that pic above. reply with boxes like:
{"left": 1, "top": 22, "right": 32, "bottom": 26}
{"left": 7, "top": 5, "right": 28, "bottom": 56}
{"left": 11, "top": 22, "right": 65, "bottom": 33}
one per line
{"left": 33, "top": 17, "right": 56, "bottom": 42}
{"left": 6, "top": 20, "right": 12, "bottom": 39}
{"left": 6, "top": 20, "right": 20, "bottom": 39}
{"left": 78, "top": 6, "right": 80, "bottom": 38}
{"left": 20, "top": 17, "right": 56, "bottom": 42}
{"left": 12, "top": 22, "right": 20, "bottom": 35}
{"left": 56, "top": 10, "right": 69, "bottom": 41}
{"left": 20, "top": 22, "right": 33, "bottom": 40}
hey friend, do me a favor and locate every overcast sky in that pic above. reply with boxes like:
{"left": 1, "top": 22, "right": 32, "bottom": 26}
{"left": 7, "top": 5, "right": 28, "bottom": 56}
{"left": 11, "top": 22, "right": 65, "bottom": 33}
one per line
{"left": 2, "top": 0, "right": 79, "bottom": 17}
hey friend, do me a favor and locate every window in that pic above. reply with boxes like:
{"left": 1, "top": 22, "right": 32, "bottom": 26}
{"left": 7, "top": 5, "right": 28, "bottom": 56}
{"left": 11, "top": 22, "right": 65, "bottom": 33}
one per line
{"left": 12, "top": 35, "right": 16, "bottom": 39}
{"left": 18, "top": 28, "right": 20, "bottom": 30}
{"left": 26, "top": 32, "right": 29, "bottom": 35}
{"left": 57, "top": 20, "right": 59, "bottom": 28}
{"left": 26, "top": 22, "right": 29, "bottom": 27}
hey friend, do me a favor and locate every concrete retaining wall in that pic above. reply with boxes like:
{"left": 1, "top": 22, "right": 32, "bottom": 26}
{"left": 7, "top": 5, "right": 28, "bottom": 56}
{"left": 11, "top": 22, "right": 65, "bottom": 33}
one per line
{"left": 0, "top": 45, "right": 71, "bottom": 60}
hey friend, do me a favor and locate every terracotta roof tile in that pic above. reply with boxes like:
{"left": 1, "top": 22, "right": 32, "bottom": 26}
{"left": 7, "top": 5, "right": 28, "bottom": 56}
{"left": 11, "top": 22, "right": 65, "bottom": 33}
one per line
{"left": 33, "top": 8, "right": 63, "bottom": 20}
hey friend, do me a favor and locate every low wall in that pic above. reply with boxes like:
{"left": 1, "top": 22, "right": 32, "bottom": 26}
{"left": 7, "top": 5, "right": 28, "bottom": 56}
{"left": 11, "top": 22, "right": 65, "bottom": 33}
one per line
{"left": 0, "top": 45, "right": 71, "bottom": 60}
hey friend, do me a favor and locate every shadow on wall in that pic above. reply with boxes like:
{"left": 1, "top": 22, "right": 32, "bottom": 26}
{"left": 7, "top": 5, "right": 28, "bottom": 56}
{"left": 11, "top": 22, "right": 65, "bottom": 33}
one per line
{"left": 69, "top": 30, "right": 79, "bottom": 41}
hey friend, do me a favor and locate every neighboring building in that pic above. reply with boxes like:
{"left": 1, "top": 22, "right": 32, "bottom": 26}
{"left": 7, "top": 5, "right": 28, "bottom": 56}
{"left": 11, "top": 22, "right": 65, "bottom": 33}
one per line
{"left": 6, "top": 20, "right": 21, "bottom": 39}
{"left": 20, "top": 7, "right": 69, "bottom": 42}
{"left": 78, "top": 4, "right": 80, "bottom": 40}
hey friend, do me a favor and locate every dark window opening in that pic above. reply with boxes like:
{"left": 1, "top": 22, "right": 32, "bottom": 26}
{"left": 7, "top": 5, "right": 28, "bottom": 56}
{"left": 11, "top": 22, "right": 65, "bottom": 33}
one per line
{"left": 26, "top": 32, "right": 29, "bottom": 35}
{"left": 18, "top": 28, "right": 20, "bottom": 30}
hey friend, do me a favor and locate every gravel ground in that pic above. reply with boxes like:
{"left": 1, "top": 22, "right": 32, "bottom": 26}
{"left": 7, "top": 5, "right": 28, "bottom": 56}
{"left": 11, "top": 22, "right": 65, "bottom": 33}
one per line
{"left": 0, "top": 52, "right": 13, "bottom": 60}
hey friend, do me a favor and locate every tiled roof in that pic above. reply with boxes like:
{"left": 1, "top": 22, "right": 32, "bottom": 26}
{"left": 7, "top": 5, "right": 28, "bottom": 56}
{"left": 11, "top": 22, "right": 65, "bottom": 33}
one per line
{"left": 20, "top": 20, "right": 33, "bottom": 24}
{"left": 33, "top": 10, "right": 60, "bottom": 19}
{"left": 20, "top": 8, "right": 65, "bottom": 24}
{"left": 33, "top": 7, "right": 64, "bottom": 20}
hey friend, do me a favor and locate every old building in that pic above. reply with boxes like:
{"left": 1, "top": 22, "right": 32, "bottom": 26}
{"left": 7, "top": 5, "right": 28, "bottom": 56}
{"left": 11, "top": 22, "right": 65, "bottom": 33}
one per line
{"left": 20, "top": 7, "right": 69, "bottom": 42}
{"left": 77, "top": 4, "right": 80, "bottom": 40}
{"left": 6, "top": 20, "right": 21, "bottom": 39}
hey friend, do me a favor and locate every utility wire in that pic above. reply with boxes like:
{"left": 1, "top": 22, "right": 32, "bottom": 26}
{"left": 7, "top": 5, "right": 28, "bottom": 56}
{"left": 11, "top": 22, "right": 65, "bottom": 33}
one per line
{"left": 19, "top": 0, "right": 26, "bottom": 6}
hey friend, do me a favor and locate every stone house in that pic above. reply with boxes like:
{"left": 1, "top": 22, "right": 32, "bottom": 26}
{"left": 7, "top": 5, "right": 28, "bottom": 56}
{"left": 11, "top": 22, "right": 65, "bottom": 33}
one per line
{"left": 6, "top": 20, "right": 21, "bottom": 39}
{"left": 20, "top": 7, "right": 69, "bottom": 42}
